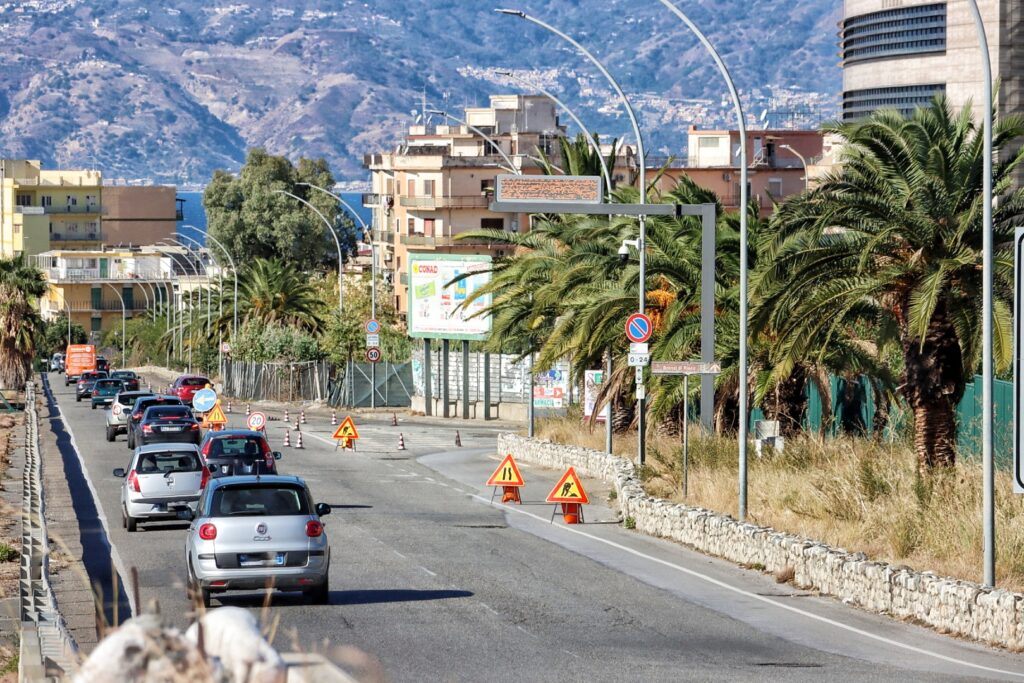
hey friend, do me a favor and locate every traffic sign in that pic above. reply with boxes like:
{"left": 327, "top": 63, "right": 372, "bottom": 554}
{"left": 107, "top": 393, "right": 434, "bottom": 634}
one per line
{"left": 651, "top": 361, "right": 722, "bottom": 376}
{"left": 629, "top": 342, "right": 649, "bottom": 354}
{"left": 625, "top": 313, "right": 653, "bottom": 343}
{"left": 627, "top": 353, "right": 650, "bottom": 367}
{"left": 366, "top": 333, "right": 380, "bottom": 347}
{"left": 247, "top": 411, "right": 267, "bottom": 431}
{"left": 365, "top": 319, "right": 381, "bottom": 334}
{"left": 546, "top": 467, "right": 589, "bottom": 504}
{"left": 366, "top": 347, "right": 382, "bottom": 363}
{"left": 203, "top": 401, "right": 228, "bottom": 427}
{"left": 332, "top": 416, "right": 359, "bottom": 441}
{"left": 486, "top": 454, "right": 525, "bottom": 487}
{"left": 220, "top": 342, "right": 231, "bottom": 354}
{"left": 192, "top": 388, "right": 217, "bottom": 413}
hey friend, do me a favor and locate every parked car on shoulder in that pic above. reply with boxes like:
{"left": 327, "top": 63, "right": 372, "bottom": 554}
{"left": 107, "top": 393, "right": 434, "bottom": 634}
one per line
{"left": 170, "top": 375, "right": 211, "bottom": 405}
{"left": 76, "top": 371, "right": 108, "bottom": 402}
{"left": 90, "top": 378, "right": 124, "bottom": 409}
{"left": 106, "top": 390, "right": 155, "bottom": 442}
{"left": 126, "top": 395, "right": 185, "bottom": 449}
{"left": 132, "top": 404, "right": 201, "bottom": 447}
{"left": 184, "top": 475, "right": 331, "bottom": 607}
{"left": 113, "top": 444, "right": 209, "bottom": 532}
{"left": 198, "top": 430, "right": 281, "bottom": 477}
{"left": 110, "top": 370, "right": 141, "bottom": 392}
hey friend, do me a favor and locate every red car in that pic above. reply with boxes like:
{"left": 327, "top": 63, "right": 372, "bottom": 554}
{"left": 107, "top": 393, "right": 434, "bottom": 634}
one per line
{"left": 170, "top": 375, "right": 211, "bottom": 405}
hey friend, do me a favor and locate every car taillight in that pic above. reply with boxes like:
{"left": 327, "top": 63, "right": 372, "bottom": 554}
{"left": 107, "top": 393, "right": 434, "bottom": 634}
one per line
{"left": 92, "top": 390, "right": 99, "bottom": 396}
{"left": 201, "top": 441, "right": 211, "bottom": 456}
{"left": 199, "top": 523, "right": 217, "bottom": 540}
{"left": 306, "top": 521, "right": 323, "bottom": 538}
{"left": 127, "top": 470, "right": 140, "bottom": 493}
{"left": 199, "top": 467, "right": 210, "bottom": 489}
{"left": 190, "top": 423, "right": 200, "bottom": 430}
{"left": 132, "top": 412, "right": 142, "bottom": 421}
{"left": 112, "top": 405, "right": 121, "bottom": 416}
{"left": 142, "top": 424, "right": 152, "bottom": 433}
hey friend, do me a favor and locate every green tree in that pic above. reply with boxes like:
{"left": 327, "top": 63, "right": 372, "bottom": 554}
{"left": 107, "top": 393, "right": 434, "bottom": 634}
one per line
{"left": 38, "top": 312, "right": 87, "bottom": 357}
{"left": 210, "top": 258, "right": 327, "bottom": 339}
{"left": 758, "top": 97, "right": 1024, "bottom": 471}
{"left": 0, "top": 257, "right": 46, "bottom": 389}
{"left": 203, "top": 148, "right": 358, "bottom": 271}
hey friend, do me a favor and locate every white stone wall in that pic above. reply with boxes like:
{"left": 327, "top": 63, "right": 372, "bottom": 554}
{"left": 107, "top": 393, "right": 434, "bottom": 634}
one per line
{"left": 497, "top": 433, "right": 1024, "bottom": 651}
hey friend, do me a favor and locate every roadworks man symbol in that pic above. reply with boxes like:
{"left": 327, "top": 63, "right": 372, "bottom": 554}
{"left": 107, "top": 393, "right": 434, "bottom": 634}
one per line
{"left": 332, "top": 416, "right": 359, "bottom": 440}
{"left": 486, "top": 454, "right": 525, "bottom": 487}
{"left": 545, "top": 467, "right": 590, "bottom": 504}
{"left": 203, "top": 401, "right": 228, "bottom": 426}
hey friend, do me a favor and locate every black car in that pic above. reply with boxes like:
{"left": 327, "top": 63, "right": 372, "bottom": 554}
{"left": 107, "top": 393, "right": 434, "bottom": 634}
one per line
{"left": 132, "top": 405, "right": 201, "bottom": 447}
{"left": 126, "top": 395, "right": 184, "bottom": 448}
{"left": 75, "top": 371, "right": 108, "bottom": 402}
{"left": 198, "top": 429, "right": 281, "bottom": 477}
{"left": 110, "top": 370, "right": 141, "bottom": 392}
{"left": 96, "top": 356, "right": 110, "bottom": 373}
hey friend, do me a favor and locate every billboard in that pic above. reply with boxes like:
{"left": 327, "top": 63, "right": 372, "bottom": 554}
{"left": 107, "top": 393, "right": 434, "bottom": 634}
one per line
{"left": 533, "top": 368, "right": 569, "bottom": 409}
{"left": 408, "top": 254, "right": 492, "bottom": 341}
{"left": 495, "top": 174, "right": 603, "bottom": 205}
{"left": 584, "top": 370, "right": 609, "bottom": 422}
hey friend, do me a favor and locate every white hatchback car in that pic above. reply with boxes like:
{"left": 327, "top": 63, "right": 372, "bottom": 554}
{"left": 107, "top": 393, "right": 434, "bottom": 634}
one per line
{"left": 113, "top": 443, "right": 209, "bottom": 531}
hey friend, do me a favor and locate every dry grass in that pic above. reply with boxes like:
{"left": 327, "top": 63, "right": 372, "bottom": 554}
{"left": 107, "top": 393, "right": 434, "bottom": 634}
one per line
{"left": 535, "top": 415, "right": 1024, "bottom": 592}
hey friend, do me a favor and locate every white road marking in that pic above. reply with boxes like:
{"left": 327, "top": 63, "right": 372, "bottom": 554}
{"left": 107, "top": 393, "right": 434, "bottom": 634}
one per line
{"left": 471, "top": 494, "right": 1024, "bottom": 679}
{"left": 418, "top": 566, "right": 437, "bottom": 577}
{"left": 392, "top": 550, "right": 407, "bottom": 559}
{"left": 480, "top": 603, "right": 499, "bottom": 616}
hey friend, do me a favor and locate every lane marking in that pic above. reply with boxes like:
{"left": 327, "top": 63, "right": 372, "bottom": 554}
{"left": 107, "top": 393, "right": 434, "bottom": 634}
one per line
{"left": 480, "top": 603, "right": 499, "bottom": 616}
{"left": 418, "top": 566, "right": 437, "bottom": 577}
{"left": 471, "top": 494, "right": 1024, "bottom": 679}
{"left": 392, "top": 550, "right": 407, "bottom": 559}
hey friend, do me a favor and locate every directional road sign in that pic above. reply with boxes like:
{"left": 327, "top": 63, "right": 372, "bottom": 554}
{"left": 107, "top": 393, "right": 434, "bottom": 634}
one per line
{"left": 651, "top": 361, "right": 722, "bottom": 376}
{"left": 546, "top": 467, "right": 590, "bottom": 504}
{"left": 192, "top": 388, "right": 217, "bottom": 413}
{"left": 366, "top": 347, "right": 382, "bottom": 363}
{"left": 625, "top": 313, "right": 653, "bottom": 344}
{"left": 247, "top": 411, "right": 267, "bottom": 432}
{"left": 487, "top": 454, "right": 525, "bottom": 487}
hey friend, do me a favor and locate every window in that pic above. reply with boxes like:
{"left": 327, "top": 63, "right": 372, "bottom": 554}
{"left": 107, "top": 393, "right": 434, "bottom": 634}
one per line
{"left": 841, "top": 3, "right": 946, "bottom": 65}
{"left": 211, "top": 485, "right": 310, "bottom": 517}
{"left": 407, "top": 179, "right": 416, "bottom": 197}
{"left": 13, "top": 223, "right": 20, "bottom": 234}
{"left": 481, "top": 179, "right": 495, "bottom": 194}
{"left": 385, "top": 178, "right": 394, "bottom": 195}
{"left": 842, "top": 83, "right": 945, "bottom": 120}
{"left": 40, "top": 195, "right": 51, "bottom": 207}
{"left": 768, "top": 178, "right": 783, "bottom": 198}
{"left": 481, "top": 218, "right": 504, "bottom": 230}
{"left": 407, "top": 218, "right": 416, "bottom": 234}
{"left": 423, "top": 180, "right": 435, "bottom": 197}
{"left": 424, "top": 218, "right": 435, "bottom": 236}
{"left": 698, "top": 137, "right": 721, "bottom": 148}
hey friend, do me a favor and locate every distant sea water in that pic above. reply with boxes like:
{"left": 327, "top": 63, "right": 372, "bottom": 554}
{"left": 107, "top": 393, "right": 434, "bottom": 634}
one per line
{"left": 175, "top": 190, "right": 371, "bottom": 246}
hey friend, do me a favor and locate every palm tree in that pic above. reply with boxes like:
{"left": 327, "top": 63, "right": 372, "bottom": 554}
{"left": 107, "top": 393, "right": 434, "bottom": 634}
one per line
{"left": 759, "top": 97, "right": 1024, "bottom": 471}
{"left": 213, "top": 258, "right": 326, "bottom": 337}
{"left": 0, "top": 257, "right": 47, "bottom": 390}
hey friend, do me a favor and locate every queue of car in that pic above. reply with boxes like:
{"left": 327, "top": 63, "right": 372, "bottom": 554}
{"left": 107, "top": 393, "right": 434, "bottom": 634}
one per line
{"left": 55, "top": 359, "right": 331, "bottom": 608}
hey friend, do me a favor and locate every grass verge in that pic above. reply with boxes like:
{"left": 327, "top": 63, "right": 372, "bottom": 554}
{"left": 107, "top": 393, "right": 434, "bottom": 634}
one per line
{"left": 535, "top": 414, "right": 1024, "bottom": 592}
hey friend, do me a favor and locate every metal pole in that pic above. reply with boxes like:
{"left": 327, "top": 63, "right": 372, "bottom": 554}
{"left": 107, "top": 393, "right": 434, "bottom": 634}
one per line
{"left": 424, "top": 339, "right": 433, "bottom": 416}
{"left": 701, "top": 205, "right": 715, "bottom": 431}
{"left": 65, "top": 301, "right": 71, "bottom": 347}
{"left": 498, "top": 8, "right": 648, "bottom": 466}
{"left": 442, "top": 340, "right": 450, "bottom": 418}
{"left": 683, "top": 373, "right": 689, "bottom": 498}
{"left": 654, "top": 0, "right": 749, "bottom": 519}
{"left": 462, "top": 340, "right": 470, "bottom": 419}
{"left": 966, "top": 0, "right": 995, "bottom": 588}
{"left": 275, "top": 190, "right": 345, "bottom": 316}
{"left": 528, "top": 352, "right": 535, "bottom": 438}
{"left": 605, "top": 350, "right": 613, "bottom": 454}
{"left": 483, "top": 351, "right": 491, "bottom": 420}
{"left": 103, "top": 284, "right": 126, "bottom": 368}
{"left": 188, "top": 226, "right": 238, "bottom": 343}
{"left": 780, "top": 144, "right": 808, "bottom": 192}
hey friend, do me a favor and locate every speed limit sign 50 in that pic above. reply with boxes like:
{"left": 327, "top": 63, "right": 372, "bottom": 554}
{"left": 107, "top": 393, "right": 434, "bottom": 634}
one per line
{"left": 247, "top": 411, "right": 267, "bottom": 431}
{"left": 365, "top": 347, "right": 382, "bottom": 363}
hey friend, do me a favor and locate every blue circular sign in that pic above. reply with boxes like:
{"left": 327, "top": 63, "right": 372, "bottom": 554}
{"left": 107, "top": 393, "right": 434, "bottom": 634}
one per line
{"left": 365, "top": 319, "right": 381, "bottom": 334}
{"left": 625, "top": 313, "right": 653, "bottom": 343}
{"left": 193, "top": 388, "right": 217, "bottom": 413}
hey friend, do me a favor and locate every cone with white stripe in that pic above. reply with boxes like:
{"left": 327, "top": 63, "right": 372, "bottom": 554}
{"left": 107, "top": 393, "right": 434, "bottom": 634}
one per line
{"left": 295, "top": 431, "right": 303, "bottom": 449}
{"left": 283, "top": 429, "right": 291, "bottom": 448}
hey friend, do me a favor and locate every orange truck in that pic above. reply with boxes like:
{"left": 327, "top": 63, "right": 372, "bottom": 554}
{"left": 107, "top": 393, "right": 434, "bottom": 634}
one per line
{"left": 64, "top": 344, "right": 96, "bottom": 385}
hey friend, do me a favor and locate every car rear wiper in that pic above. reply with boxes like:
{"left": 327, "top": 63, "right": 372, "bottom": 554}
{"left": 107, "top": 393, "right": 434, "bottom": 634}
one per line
{"left": 226, "top": 510, "right": 266, "bottom": 516}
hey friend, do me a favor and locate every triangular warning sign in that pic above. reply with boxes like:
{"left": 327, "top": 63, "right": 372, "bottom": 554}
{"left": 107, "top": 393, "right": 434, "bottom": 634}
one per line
{"left": 545, "top": 467, "right": 589, "bottom": 504}
{"left": 332, "top": 416, "right": 359, "bottom": 440}
{"left": 204, "top": 401, "right": 227, "bottom": 426}
{"left": 487, "top": 454, "right": 525, "bottom": 487}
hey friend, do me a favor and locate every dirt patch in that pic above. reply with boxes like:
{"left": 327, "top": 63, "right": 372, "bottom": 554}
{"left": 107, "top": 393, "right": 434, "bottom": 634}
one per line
{"left": 0, "top": 412, "right": 24, "bottom": 602}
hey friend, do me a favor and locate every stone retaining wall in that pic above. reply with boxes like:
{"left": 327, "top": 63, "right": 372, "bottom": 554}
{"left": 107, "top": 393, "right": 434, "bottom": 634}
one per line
{"left": 498, "top": 433, "right": 1024, "bottom": 650}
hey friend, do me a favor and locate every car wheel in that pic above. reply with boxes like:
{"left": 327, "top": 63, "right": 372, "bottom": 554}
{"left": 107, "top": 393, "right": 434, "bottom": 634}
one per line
{"left": 127, "top": 432, "right": 134, "bottom": 450}
{"left": 76, "top": 395, "right": 81, "bottom": 402}
{"left": 305, "top": 579, "right": 329, "bottom": 605}
{"left": 106, "top": 426, "right": 116, "bottom": 442}
{"left": 91, "top": 403, "right": 96, "bottom": 410}
{"left": 125, "top": 510, "right": 137, "bottom": 532}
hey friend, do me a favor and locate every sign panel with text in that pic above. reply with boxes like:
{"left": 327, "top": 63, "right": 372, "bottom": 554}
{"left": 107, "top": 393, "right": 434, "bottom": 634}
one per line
{"left": 407, "top": 254, "right": 492, "bottom": 341}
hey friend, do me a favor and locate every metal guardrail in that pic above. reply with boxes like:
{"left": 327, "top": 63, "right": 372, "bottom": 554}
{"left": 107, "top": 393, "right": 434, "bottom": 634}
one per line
{"left": 19, "top": 381, "right": 79, "bottom": 680}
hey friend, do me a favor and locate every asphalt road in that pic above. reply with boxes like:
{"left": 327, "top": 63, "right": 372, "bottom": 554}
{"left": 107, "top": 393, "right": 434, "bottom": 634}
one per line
{"left": 43, "top": 373, "right": 1024, "bottom": 682}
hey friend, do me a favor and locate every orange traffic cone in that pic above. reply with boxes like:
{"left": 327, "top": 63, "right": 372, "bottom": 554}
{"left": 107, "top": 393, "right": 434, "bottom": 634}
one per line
{"left": 398, "top": 433, "right": 406, "bottom": 450}
{"left": 284, "top": 408, "right": 290, "bottom": 423}
{"left": 283, "top": 430, "right": 291, "bottom": 448}
{"left": 455, "top": 430, "right": 462, "bottom": 447}
{"left": 246, "top": 404, "right": 251, "bottom": 416}
{"left": 300, "top": 409, "right": 306, "bottom": 425}
{"left": 561, "top": 503, "right": 582, "bottom": 524}
{"left": 295, "top": 431, "right": 304, "bottom": 449}
{"left": 331, "top": 410, "right": 337, "bottom": 426}
{"left": 391, "top": 412, "right": 398, "bottom": 427}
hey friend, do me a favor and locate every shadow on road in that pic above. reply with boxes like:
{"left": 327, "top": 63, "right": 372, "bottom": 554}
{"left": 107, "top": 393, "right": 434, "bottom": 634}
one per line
{"left": 40, "top": 373, "right": 132, "bottom": 626}
{"left": 216, "top": 588, "right": 474, "bottom": 608}
{"left": 324, "top": 503, "right": 373, "bottom": 510}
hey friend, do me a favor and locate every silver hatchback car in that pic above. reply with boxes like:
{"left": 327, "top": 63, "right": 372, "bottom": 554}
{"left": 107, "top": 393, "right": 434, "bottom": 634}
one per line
{"left": 113, "top": 444, "right": 208, "bottom": 531}
{"left": 183, "top": 475, "right": 331, "bottom": 608}
{"left": 105, "top": 390, "right": 154, "bottom": 442}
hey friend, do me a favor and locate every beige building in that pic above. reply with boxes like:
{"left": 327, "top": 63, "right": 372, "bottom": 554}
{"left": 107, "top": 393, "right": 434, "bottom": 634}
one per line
{"left": 0, "top": 160, "right": 102, "bottom": 259}
{"left": 363, "top": 95, "right": 567, "bottom": 315}
{"left": 841, "top": 1, "right": 1022, "bottom": 122}
{"left": 102, "top": 186, "right": 181, "bottom": 248}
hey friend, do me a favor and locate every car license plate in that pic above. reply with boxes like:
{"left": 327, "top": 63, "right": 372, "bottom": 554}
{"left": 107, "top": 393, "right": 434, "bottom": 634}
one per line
{"left": 238, "top": 553, "right": 286, "bottom": 567}
{"left": 163, "top": 426, "right": 182, "bottom": 432}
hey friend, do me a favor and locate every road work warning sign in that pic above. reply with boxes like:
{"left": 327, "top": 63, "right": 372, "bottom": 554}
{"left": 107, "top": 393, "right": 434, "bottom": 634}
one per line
{"left": 332, "top": 416, "right": 359, "bottom": 441}
{"left": 486, "top": 454, "right": 525, "bottom": 487}
{"left": 545, "top": 467, "right": 589, "bottom": 504}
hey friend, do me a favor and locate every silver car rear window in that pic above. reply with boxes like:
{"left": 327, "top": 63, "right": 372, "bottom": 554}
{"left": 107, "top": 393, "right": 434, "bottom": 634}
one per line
{"left": 211, "top": 486, "right": 309, "bottom": 517}
{"left": 135, "top": 451, "right": 200, "bottom": 474}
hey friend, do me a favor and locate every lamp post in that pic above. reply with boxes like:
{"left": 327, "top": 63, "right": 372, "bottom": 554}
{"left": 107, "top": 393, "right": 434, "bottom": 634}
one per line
{"left": 64, "top": 301, "right": 72, "bottom": 347}
{"left": 274, "top": 189, "right": 345, "bottom": 316}
{"left": 177, "top": 232, "right": 224, "bottom": 372}
{"left": 654, "top": 0, "right": 750, "bottom": 519}
{"left": 780, "top": 144, "right": 808, "bottom": 192}
{"left": 498, "top": 8, "right": 650, "bottom": 466}
{"left": 103, "top": 283, "right": 126, "bottom": 368}
{"left": 297, "top": 183, "right": 379, "bottom": 409}
{"left": 184, "top": 226, "right": 239, "bottom": 344}
{"left": 157, "top": 243, "right": 198, "bottom": 372}
{"left": 175, "top": 234, "right": 213, "bottom": 336}
{"left": 964, "top": 0, "right": 995, "bottom": 588}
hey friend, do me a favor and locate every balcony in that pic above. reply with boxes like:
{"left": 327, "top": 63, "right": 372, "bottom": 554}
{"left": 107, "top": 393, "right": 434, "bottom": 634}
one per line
{"left": 399, "top": 195, "right": 490, "bottom": 210}
{"left": 50, "top": 231, "right": 104, "bottom": 243}
{"left": 41, "top": 267, "right": 171, "bottom": 282}
{"left": 66, "top": 299, "right": 147, "bottom": 312}
{"left": 399, "top": 234, "right": 504, "bottom": 248}
{"left": 17, "top": 204, "right": 102, "bottom": 215}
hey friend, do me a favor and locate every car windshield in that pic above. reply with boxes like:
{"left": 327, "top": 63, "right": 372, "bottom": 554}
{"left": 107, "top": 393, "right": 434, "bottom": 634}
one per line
{"left": 134, "top": 398, "right": 181, "bottom": 413}
{"left": 206, "top": 437, "right": 268, "bottom": 459}
{"left": 181, "top": 377, "right": 209, "bottom": 388}
{"left": 146, "top": 407, "right": 192, "bottom": 420}
{"left": 113, "top": 372, "right": 137, "bottom": 379}
{"left": 134, "top": 450, "right": 200, "bottom": 474}
{"left": 211, "top": 485, "right": 309, "bottom": 517}
{"left": 95, "top": 379, "right": 121, "bottom": 388}
{"left": 118, "top": 393, "right": 151, "bottom": 406}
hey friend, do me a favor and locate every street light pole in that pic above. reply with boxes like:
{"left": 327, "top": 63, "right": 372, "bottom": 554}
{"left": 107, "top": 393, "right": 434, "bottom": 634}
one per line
{"left": 64, "top": 301, "right": 71, "bottom": 348}
{"left": 297, "top": 182, "right": 379, "bottom": 409}
{"left": 965, "top": 0, "right": 995, "bottom": 588}
{"left": 498, "top": 8, "right": 649, "bottom": 466}
{"left": 654, "top": 0, "right": 750, "bottom": 519}
{"left": 274, "top": 189, "right": 345, "bottom": 317}
{"left": 185, "top": 226, "right": 238, "bottom": 344}
{"left": 178, "top": 232, "right": 223, "bottom": 371}
{"left": 158, "top": 243, "right": 197, "bottom": 372}
{"left": 780, "top": 144, "right": 808, "bottom": 192}
{"left": 103, "top": 283, "right": 126, "bottom": 368}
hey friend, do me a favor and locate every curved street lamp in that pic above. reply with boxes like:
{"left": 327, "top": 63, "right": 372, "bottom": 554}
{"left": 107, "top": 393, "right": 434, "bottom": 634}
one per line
{"left": 273, "top": 189, "right": 345, "bottom": 316}
{"left": 183, "top": 225, "right": 239, "bottom": 344}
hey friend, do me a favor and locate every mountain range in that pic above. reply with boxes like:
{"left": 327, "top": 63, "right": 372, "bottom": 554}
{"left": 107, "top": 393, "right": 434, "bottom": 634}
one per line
{"left": 0, "top": 0, "right": 841, "bottom": 185}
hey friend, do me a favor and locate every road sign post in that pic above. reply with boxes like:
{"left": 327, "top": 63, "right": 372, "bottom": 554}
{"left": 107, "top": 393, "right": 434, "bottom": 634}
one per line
{"left": 366, "top": 347, "right": 382, "bottom": 364}
{"left": 1015, "top": 228, "right": 1024, "bottom": 493}
{"left": 650, "top": 361, "right": 721, "bottom": 497}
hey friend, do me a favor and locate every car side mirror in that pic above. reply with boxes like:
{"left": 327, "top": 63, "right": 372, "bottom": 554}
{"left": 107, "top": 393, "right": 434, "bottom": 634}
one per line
{"left": 208, "top": 464, "right": 218, "bottom": 473}
{"left": 273, "top": 451, "right": 283, "bottom": 460}
{"left": 176, "top": 508, "right": 194, "bottom": 521}
{"left": 113, "top": 468, "right": 126, "bottom": 478}
{"left": 315, "top": 503, "right": 331, "bottom": 517}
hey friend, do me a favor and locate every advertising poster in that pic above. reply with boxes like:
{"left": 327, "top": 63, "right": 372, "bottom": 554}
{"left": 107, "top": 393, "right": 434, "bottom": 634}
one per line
{"left": 584, "top": 370, "right": 609, "bottom": 423}
{"left": 408, "top": 255, "right": 492, "bottom": 340}
{"left": 533, "top": 368, "right": 568, "bottom": 409}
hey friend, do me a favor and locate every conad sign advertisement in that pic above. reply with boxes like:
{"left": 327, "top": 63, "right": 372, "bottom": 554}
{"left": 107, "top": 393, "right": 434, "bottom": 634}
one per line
{"left": 407, "top": 255, "right": 492, "bottom": 341}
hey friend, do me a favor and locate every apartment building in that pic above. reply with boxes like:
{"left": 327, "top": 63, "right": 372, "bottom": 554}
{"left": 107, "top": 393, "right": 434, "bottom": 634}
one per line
{"left": 0, "top": 159, "right": 102, "bottom": 258}
{"left": 363, "top": 95, "right": 567, "bottom": 315}
{"left": 102, "top": 186, "right": 182, "bottom": 247}
{"left": 841, "top": 1, "right": 1022, "bottom": 122}
{"left": 651, "top": 126, "right": 824, "bottom": 213}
